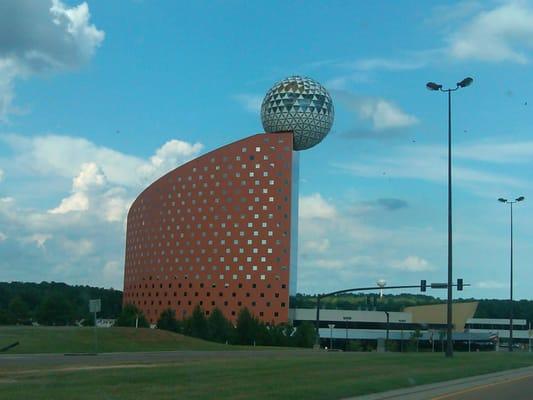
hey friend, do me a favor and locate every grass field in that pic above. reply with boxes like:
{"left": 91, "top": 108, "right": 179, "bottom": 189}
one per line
{"left": 1, "top": 352, "right": 532, "bottom": 399}
{"left": 0, "top": 326, "right": 237, "bottom": 353}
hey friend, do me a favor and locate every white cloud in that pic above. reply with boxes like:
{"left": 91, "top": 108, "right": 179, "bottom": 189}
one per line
{"left": 347, "top": 57, "right": 426, "bottom": 71}
{"left": 454, "top": 140, "right": 533, "bottom": 164}
{"left": 0, "top": 168, "right": 4, "bottom": 182}
{"left": 101, "top": 188, "right": 131, "bottom": 223}
{"left": 333, "top": 142, "right": 527, "bottom": 193}
{"left": 358, "top": 98, "right": 419, "bottom": 130}
{"left": 73, "top": 162, "right": 106, "bottom": 191}
{"left": 49, "top": 162, "right": 105, "bottom": 214}
{"left": 477, "top": 280, "right": 508, "bottom": 289}
{"left": 333, "top": 90, "right": 418, "bottom": 133}
{"left": 139, "top": 139, "right": 204, "bottom": 180}
{"left": 49, "top": 191, "right": 89, "bottom": 214}
{"left": 0, "top": 133, "right": 205, "bottom": 289}
{"left": 301, "top": 238, "right": 330, "bottom": 254}
{"left": 25, "top": 233, "right": 52, "bottom": 249}
{"left": 447, "top": 2, "right": 533, "bottom": 63}
{"left": 299, "top": 193, "right": 337, "bottom": 219}
{"left": 1, "top": 134, "right": 203, "bottom": 187}
{"left": 102, "top": 260, "right": 123, "bottom": 289}
{"left": 392, "top": 256, "right": 435, "bottom": 272}
{"left": 0, "top": 0, "right": 104, "bottom": 120}
{"left": 0, "top": 232, "right": 7, "bottom": 242}
{"left": 61, "top": 238, "right": 93, "bottom": 258}
{"left": 233, "top": 94, "right": 263, "bottom": 113}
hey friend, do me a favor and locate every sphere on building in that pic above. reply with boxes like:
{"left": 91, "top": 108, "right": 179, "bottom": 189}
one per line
{"left": 261, "top": 76, "right": 334, "bottom": 151}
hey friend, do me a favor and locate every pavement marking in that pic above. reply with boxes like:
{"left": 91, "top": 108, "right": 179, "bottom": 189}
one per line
{"left": 430, "top": 374, "right": 533, "bottom": 400}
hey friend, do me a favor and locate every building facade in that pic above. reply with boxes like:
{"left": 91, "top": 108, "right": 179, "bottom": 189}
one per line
{"left": 123, "top": 132, "right": 299, "bottom": 324}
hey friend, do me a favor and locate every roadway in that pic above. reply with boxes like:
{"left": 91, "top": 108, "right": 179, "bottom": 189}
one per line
{"left": 350, "top": 366, "right": 533, "bottom": 400}
{"left": 0, "top": 349, "right": 315, "bottom": 370}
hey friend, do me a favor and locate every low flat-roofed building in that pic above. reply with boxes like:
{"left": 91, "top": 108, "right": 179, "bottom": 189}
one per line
{"left": 291, "top": 302, "right": 502, "bottom": 350}
{"left": 465, "top": 318, "right": 530, "bottom": 341}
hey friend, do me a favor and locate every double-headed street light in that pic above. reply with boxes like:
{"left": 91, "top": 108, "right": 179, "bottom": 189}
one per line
{"left": 498, "top": 196, "right": 525, "bottom": 352}
{"left": 426, "top": 76, "right": 473, "bottom": 358}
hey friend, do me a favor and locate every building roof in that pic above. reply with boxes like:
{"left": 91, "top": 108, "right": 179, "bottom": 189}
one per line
{"left": 404, "top": 302, "right": 478, "bottom": 332}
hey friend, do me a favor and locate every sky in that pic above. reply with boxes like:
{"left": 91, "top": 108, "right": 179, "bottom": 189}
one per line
{"left": 0, "top": 0, "right": 532, "bottom": 300}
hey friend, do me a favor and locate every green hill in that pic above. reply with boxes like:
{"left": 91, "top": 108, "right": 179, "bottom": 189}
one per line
{"left": 0, "top": 326, "right": 240, "bottom": 354}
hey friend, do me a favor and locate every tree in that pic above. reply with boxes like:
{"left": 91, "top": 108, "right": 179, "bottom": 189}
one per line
{"left": 37, "top": 294, "right": 75, "bottom": 325}
{"left": 185, "top": 305, "right": 208, "bottom": 339}
{"left": 292, "top": 322, "right": 316, "bottom": 348}
{"left": 8, "top": 296, "right": 30, "bottom": 323}
{"left": 157, "top": 309, "right": 180, "bottom": 332}
{"left": 269, "top": 324, "right": 291, "bottom": 347}
{"left": 206, "top": 308, "right": 232, "bottom": 343}
{"left": 234, "top": 308, "right": 260, "bottom": 345}
{"left": 0, "top": 308, "right": 14, "bottom": 325}
{"left": 116, "top": 304, "right": 149, "bottom": 328}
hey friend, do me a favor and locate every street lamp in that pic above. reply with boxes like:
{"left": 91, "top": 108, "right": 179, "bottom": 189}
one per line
{"left": 343, "top": 316, "right": 352, "bottom": 351}
{"left": 426, "top": 76, "right": 473, "bottom": 358}
{"left": 328, "top": 324, "right": 335, "bottom": 350}
{"left": 498, "top": 196, "right": 525, "bottom": 352}
{"left": 385, "top": 311, "right": 390, "bottom": 351}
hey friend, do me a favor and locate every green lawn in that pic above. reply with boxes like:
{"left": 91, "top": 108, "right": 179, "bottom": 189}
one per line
{"left": 0, "top": 326, "right": 237, "bottom": 353}
{"left": 1, "top": 352, "right": 532, "bottom": 399}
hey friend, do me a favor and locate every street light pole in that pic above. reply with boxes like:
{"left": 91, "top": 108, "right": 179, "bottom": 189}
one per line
{"left": 385, "top": 311, "right": 390, "bottom": 351}
{"left": 328, "top": 324, "right": 335, "bottom": 350}
{"left": 498, "top": 196, "right": 525, "bottom": 352}
{"left": 426, "top": 77, "right": 473, "bottom": 358}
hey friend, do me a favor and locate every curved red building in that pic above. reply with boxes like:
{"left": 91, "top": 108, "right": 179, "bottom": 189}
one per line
{"left": 123, "top": 132, "right": 299, "bottom": 324}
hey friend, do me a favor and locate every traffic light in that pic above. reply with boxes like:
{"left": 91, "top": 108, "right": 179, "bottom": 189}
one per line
{"left": 457, "top": 278, "right": 463, "bottom": 291}
{"left": 420, "top": 280, "right": 427, "bottom": 292}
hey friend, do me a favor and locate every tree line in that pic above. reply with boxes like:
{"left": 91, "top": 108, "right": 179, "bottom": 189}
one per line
{"left": 116, "top": 303, "right": 316, "bottom": 347}
{"left": 0, "top": 281, "right": 121, "bottom": 325}
{"left": 1, "top": 281, "right": 532, "bottom": 327}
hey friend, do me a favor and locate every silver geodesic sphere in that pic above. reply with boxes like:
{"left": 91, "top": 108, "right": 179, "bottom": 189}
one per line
{"left": 261, "top": 76, "right": 334, "bottom": 151}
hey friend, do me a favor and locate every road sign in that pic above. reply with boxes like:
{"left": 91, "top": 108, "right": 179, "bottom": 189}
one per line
{"left": 89, "top": 299, "right": 101, "bottom": 313}
{"left": 431, "top": 283, "right": 448, "bottom": 289}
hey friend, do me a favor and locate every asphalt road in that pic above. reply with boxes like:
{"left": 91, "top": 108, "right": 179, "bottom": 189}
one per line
{"left": 429, "top": 373, "right": 533, "bottom": 400}
{"left": 351, "top": 366, "right": 533, "bottom": 400}
{"left": 0, "top": 349, "right": 315, "bottom": 370}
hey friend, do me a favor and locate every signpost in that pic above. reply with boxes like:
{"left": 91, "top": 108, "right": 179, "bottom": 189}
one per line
{"left": 89, "top": 299, "right": 101, "bottom": 354}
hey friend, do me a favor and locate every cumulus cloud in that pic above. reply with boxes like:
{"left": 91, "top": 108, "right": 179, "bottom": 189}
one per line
{"left": 299, "top": 193, "right": 337, "bottom": 219}
{"left": 333, "top": 90, "right": 418, "bottom": 136}
{"left": 49, "top": 191, "right": 90, "bottom": 214}
{"left": 233, "top": 94, "right": 263, "bottom": 113}
{"left": 49, "top": 162, "right": 105, "bottom": 214}
{"left": 0, "top": 232, "right": 7, "bottom": 242}
{"left": 139, "top": 139, "right": 204, "bottom": 181}
{"left": 359, "top": 98, "right": 419, "bottom": 130}
{"left": 392, "top": 256, "right": 435, "bottom": 272}
{"left": 0, "top": 0, "right": 104, "bottom": 120}
{"left": 447, "top": 2, "right": 533, "bottom": 63}
{"left": 0, "top": 134, "right": 205, "bottom": 288}
{"left": 1, "top": 134, "right": 203, "bottom": 187}
{"left": 0, "top": 168, "right": 4, "bottom": 182}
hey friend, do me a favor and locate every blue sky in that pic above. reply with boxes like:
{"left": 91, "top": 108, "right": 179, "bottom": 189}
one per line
{"left": 0, "top": 0, "right": 532, "bottom": 300}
